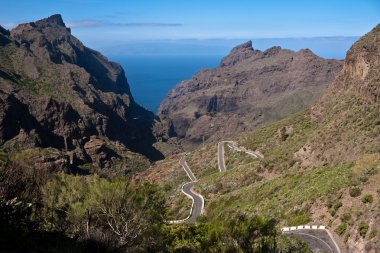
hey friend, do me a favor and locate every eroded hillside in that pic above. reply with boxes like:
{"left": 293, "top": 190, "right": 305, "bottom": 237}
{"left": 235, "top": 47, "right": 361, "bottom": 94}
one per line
{"left": 0, "top": 15, "right": 163, "bottom": 176}
{"left": 158, "top": 41, "right": 342, "bottom": 150}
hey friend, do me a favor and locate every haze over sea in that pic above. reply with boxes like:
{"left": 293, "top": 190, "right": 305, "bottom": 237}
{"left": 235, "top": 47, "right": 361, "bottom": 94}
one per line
{"left": 107, "top": 36, "right": 358, "bottom": 112}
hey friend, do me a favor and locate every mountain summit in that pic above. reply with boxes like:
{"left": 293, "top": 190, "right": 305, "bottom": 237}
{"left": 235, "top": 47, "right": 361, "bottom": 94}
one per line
{"left": 36, "top": 14, "right": 66, "bottom": 27}
{"left": 220, "top": 40, "right": 263, "bottom": 67}
{"left": 0, "top": 15, "right": 163, "bottom": 173}
{"left": 158, "top": 41, "right": 342, "bottom": 150}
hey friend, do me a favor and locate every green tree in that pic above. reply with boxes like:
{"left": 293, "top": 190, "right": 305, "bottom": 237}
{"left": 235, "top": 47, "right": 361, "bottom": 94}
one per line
{"left": 41, "top": 174, "right": 167, "bottom": 250}
{"left": 41, "top": 173, "right": 87, "bottom": 234}
{"left": 87, "top": 177, "right": 167, "bottom": 248}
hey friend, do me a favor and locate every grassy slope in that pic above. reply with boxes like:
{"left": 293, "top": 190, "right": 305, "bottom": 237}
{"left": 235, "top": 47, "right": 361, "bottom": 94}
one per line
{"left": 150, "top": 103, "right": 379, "bottom": 247}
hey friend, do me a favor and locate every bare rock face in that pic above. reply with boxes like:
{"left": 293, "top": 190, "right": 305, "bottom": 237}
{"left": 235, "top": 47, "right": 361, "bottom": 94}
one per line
{"left": 220, "top": 40, "right": 260, "bottom": 66}
{"left": 158, "top": 40, "right": 342, "bottom": 149}
{"left": 0, "top": 15, "right": 163, "bottom": 172}
{"left": 331, "top": 24, "right": 380, "bottom": 102}
{"left": 303, "top": 24, "right": 380, "bottom": 168}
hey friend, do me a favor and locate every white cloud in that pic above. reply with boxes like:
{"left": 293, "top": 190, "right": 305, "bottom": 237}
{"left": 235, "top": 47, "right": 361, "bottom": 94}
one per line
{"left": 67, "top": 19, "right": 182, "bottom": 28}
{"left": 66, "top": 20, "right": 103, "bottom": 27}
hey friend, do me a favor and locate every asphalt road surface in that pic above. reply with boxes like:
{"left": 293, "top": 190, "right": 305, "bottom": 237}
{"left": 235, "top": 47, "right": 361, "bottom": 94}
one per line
{"left": 218, "top": 142, "right": 227, "bottom": 172}
{"left": 179, "top": 157, "right": 197, "bottom": 182}
{"left": 218, "top": 141, "right": 262, "bottom": 172}
{"left": 182, "top": 182, "right": 204, "bottom": 223}
{"left": 285, "top": 229, "right": 340, "bottom": 253}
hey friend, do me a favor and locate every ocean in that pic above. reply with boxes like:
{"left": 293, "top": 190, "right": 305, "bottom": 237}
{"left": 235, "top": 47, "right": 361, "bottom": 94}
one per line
{"left": 106, "top": 37, "right": 358, "bottom": 114}
{"left": 113, "top": 55, "right": 223, "bottom": 113}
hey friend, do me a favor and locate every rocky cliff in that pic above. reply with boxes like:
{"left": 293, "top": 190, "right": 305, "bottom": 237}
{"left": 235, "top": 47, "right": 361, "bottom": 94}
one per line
{"left": 295, "top": 24, "right": 380, "bottom": 253}
{"left": 158, "top": 40, "right": 342, "bottom": 149}
{"left": 0, "top": 14, "right": 163, "bottom": 173}
{"left": 300, "top": 24, "right": 380, "bottom": 168}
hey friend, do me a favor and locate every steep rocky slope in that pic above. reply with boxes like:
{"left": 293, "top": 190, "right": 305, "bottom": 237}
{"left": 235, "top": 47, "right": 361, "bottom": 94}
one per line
{"left": 146, "top": 24, "right": 380, "bottom": 252}
{"left": 0, "top": 15, "right": 163, "bottom": 174}
{"left": 158, "top": 41, "right": 342, "bottom": 149}
{"left": 304, "top": 24, "right": 380, "bottom": 166}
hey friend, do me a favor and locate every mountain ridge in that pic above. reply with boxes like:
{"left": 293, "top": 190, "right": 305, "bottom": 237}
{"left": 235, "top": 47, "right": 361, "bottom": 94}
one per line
{"left": 0, "top": 14, "right": 163, "bottom": 175}
{"left": 158, "top": 41, "right": 342, "bottom": 150}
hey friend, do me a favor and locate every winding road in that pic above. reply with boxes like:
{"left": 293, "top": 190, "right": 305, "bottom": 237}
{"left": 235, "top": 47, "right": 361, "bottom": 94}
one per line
{"left": 218, "top": 141, "right": 262, "bottom": 172}
{"left": 167, "top": 157, "right": 204, "bottom": 224}
{"left": 179, "top": 157, "right": 197, "bottom": 182}
{"left": 170, "top": 141, "right": 262, "bottom": 224}
{"left": 283, "top": 226, "right": 341, "bottom": 253}
{"left": 181, "top": 182, "right": 204, "bottom": 223}
{"left": 169, "top": 141, "right": 342, "bottom": 253}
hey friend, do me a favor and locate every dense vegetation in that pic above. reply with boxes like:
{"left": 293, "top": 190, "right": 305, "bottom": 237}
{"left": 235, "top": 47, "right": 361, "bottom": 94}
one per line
{"left": 0, "top": 153, "right": 310, "bottom": 252}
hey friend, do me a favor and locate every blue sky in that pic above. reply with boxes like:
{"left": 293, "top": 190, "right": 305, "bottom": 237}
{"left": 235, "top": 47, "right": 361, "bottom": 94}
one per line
{"left": 1, "top": 0, "right": 379, "bottom": 57}
{"left": 2, "top": 0, "right": 379, "bottom": 39}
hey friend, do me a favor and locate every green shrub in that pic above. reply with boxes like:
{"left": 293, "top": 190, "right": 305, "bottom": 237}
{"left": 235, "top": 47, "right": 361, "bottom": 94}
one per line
{"left": 287, "top": 211, "right": 311, "bottom": 226}
{"left": 363, "top": 167, "right": 378, "bottom": 176}
{"left": 328, "top": 198, "right": 342, "bottom": 217}
{"left": 326, "top": 198, "right": 333, "bottom": 208}
{"left": 334, "top": 201, "right": 343, "bottom": 210}
{"left": 358, "top": 221, "right": 369, "bottom": 237}
{"left": 349, "top": 187, "right": 362, "bottom": 197}
{"left": 344, "top": 233, "right": 350, "bottom": 242}
{"left": 369, "top": 228, "right": 378, "bottom": 239}
{"left": 78, "top": 163, "right": 94, "bottom": 172}
{"left": 358, "top": 167, "right": 378, "bottom": 183}
{"left": 340, "top": 212, "right": 352, "bottom": 223}
{"left": 335, "top": 223, "right": 347, "bottom": 236}
{"left": 329, "top": 208, "right": 336, "bottom": 217}
{"left": 41, "top": 173, "right": 167, "bottom": 249}
{"left": 280, "top": 127, "right": 289, "bottom": 141}
{"left": 163, "top": 182, "right": 172, "bottom": 192}
{"left": 361, "top": 194, "right": 373, "bottom": 204}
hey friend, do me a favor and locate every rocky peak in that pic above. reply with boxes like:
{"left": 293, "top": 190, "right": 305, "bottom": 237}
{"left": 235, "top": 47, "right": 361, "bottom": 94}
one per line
{"left": 231, "top": 40, "right": 253, "bottom": 53}
{"left": 35, "top": 14, "right": 66, "bottom": 28}
{"left": 264, "top": 46, "right": 282, "bottom": 56}
{"left": 331, "top": 23, "right": 380, "bottom": 102}
{"left": 0, "top": 14, "right": 163, "bottom": 169}
{"left": 297, "top": 48, "right": 316, "bottom": 57}
{"left": 11, "top": 14, "right": 70, "bottom": 42}
{"left": 220, "top": 40, "right": 259, "bottom": 67}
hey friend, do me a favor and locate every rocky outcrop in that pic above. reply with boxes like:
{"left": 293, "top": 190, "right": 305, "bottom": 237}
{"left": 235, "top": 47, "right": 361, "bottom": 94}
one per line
{"left": 305, "top": 24, "right": 380, "bottom": 253}
{"left": 331, "top": 25, "right": 380, "bottom": 102}
{"left": 220, "top": 40, "right": 260, "bottom": 67}
{"left": 158, "top": 41, "right": 342, "bottom": 149}
{"left": 0, "top": 15, "right": 163, "bottom": 172}
{"left": 302, "top": 24, "right": 380, "bottom": 168}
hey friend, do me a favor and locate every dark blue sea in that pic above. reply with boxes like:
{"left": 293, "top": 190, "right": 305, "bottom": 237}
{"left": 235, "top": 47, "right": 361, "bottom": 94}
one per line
{"left": 113, "top": 55, "right": 223, "bottom": 113}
